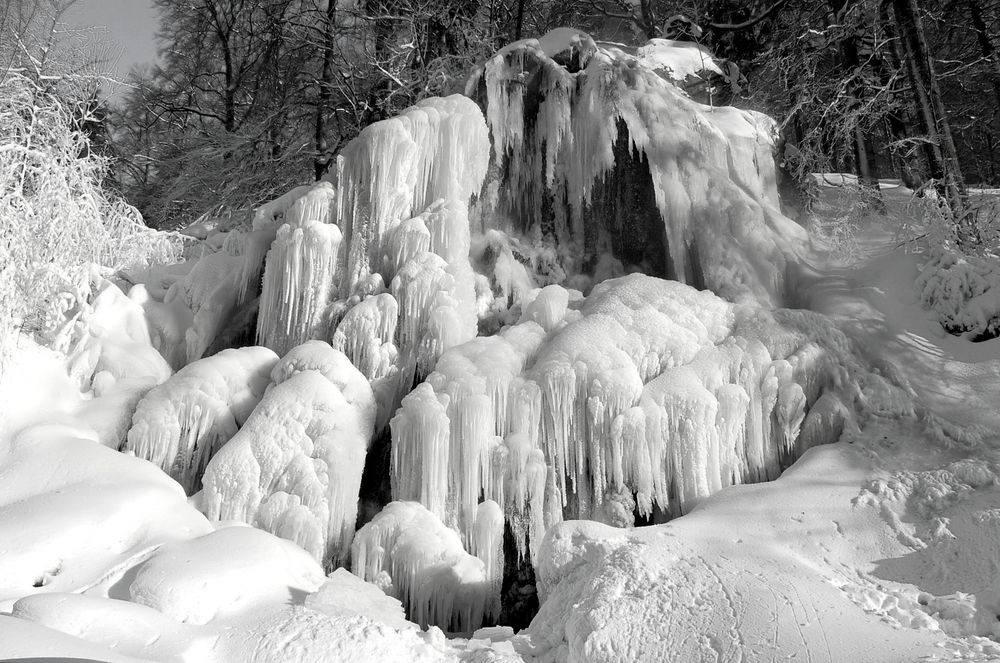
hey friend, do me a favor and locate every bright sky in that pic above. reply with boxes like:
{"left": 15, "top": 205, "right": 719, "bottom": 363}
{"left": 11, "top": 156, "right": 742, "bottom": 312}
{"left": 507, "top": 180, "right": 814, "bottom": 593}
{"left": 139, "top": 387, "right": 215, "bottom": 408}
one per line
{"left": 63, "top": 0, "right": 160, "bottom": 84}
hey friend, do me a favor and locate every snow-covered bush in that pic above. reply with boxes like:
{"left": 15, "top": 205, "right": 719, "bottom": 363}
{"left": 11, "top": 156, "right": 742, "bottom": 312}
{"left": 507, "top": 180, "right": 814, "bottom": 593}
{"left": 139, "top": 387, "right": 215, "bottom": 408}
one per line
{"left": 917, "top": 246, "right": 1000, "bottom": 338}
{"left": 0, "top": 72, "right": 186, "bottom": 365}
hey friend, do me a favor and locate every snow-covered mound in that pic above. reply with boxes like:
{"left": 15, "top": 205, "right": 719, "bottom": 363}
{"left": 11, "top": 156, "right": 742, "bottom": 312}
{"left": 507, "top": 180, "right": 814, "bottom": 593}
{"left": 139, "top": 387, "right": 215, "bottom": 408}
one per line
{"left": 123, "top": 346, "right": 278, "bottom": 493}
{"left": 918, "top": 245, "right": 1000, "bottom": 339}
{"left": 202, "top": 346, "right": 373, "bottom": 570}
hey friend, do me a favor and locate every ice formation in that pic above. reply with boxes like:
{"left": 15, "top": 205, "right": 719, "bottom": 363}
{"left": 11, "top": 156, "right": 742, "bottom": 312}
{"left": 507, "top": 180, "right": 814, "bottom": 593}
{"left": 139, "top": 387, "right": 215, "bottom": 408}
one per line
{"left": 123, "top": 347, "right": 278, "bottom": 494}
{"left": 255, "top": 183, "right": 341, "bottom": 355}
{"left": 201, "top": 357, "right": 373, "bottom": 569}
{"left": 351, "top": 501, "right": 502, "bottom": 632}
{"left": 62, "top": 280, "right": 172, "bottom": 393}
{"left": 163, "top": 250, "right": 245, "bottom": 364}
{"left": 390, "top": 274, "right": 898, "bottom": 573}
{"left": 467, "top": 28, "right": 803, "bottom": 305}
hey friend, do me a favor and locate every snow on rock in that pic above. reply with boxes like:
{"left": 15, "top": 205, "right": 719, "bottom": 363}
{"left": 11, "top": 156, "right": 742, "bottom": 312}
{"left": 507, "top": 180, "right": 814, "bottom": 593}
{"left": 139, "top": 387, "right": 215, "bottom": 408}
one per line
{"left": 201, "top": 368, "right": 370, "bottom": 569}
{"left": 123, "top": 346, "right": 279, "bottom": 494}
{"left": 635, "top": 38, "right": 723, "bottom": 82}
{"left": 352, "top": 501, "right": 500, "bottom": 633}
{"left": 63, "top": 280, "right": 172, "bottom": 390}
{"left": 268, "top": 340, "right": 377, "bottom": 437}
{"left": 127, "top": 525, "right": 325, "bottom": 625}
{"left": 11, "top": 593, "right": 213, "bottom": 661}
{"left": 305, "top": 567, "right": 414, "bottom": 630}
{"left": 0, "top": 426, "right": 212, "bottom": 612}
{"left": 467, "top": 29, "right": 804, "bottom": 307}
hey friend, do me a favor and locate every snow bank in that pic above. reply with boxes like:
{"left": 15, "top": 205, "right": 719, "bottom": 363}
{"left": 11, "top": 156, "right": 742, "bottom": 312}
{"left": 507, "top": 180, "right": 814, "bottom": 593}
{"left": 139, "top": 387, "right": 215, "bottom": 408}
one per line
{"left": 0, "top": 426, "right": 212, "bottom": 612}
{"left": 128, "top": 525, "right": 325, "bottom": 624}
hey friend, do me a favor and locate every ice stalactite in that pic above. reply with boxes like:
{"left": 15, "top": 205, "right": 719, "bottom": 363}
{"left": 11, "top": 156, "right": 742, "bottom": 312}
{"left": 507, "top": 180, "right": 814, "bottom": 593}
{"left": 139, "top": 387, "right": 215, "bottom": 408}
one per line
{"left": 236, "top": 183, "right": 319, "bottom": 306}
{"left": 255, "top": 185, "right": 342, "bottom": 357}
{"left": 467, "top": 29, "right": 807, "bottom": 307}
{"left": 331, "top": 293, "right": 398, "bottom": 382}
{"left": 236, "top": 97, "right": 488, "bottom": 427}
{"left": 201, "top": 347, "right": 373, "bottom": 569}
{"left": 351, "top": 501, "right": 500, "bottom": 632}
{"left": 332, "top": 95, "right": 489, "bottom": 299}
{"left": 123, "top": 347, "right": 278, "bottom": 494}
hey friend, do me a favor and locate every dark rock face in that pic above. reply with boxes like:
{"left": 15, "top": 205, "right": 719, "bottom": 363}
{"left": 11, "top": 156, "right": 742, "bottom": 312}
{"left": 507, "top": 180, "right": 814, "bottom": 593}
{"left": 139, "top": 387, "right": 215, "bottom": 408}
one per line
{"left": 583, "top": 119, "right": 669, "bottom": 279}
{"left": 498, "top": 524, "right": 539, "bottom": 631}
{"left": 202, "top": 296, "right": 259, "bottom": 359}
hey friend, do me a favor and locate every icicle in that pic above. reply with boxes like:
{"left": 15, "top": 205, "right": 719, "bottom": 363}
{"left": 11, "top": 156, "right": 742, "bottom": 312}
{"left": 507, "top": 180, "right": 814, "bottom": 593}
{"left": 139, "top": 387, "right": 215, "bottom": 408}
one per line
{"left": 256, "top": 219, "right": 342, "bottom": 356}
{"left": 390, "top": 383, "right": 451, "bottom": 521}
{"left": 351, "top": 501, "right": 494, "bottom": 633}
{"left": 124, "top": 347, "right": 278, "bottom": 494}
{"left": 470, "top": 500, "right": 505, "bottom": 622}
{"left": 383, "top": 215, "right": 431, "bottom": 280}
{"left": 331, "top": 292, "right": 399, "bottom": 383}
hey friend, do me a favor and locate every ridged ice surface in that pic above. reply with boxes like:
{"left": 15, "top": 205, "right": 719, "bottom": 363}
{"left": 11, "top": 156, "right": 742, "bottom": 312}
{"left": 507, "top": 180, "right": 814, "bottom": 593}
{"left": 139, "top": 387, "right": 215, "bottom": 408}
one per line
{"left": 123, "top": 347, "right": 278, "bottom": 494}
{"left": 351, "top": 501, "right": 502, "bottom": 632}
{"left": 201, "top": 351, "right": 373, "bottom": 569}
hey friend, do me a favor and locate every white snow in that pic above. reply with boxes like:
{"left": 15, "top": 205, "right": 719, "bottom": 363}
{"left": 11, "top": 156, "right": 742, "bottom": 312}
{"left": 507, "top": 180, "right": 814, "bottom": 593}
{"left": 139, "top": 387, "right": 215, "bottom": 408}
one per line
{"left": 201, "top": 366, "right": 371, "bottom": 569}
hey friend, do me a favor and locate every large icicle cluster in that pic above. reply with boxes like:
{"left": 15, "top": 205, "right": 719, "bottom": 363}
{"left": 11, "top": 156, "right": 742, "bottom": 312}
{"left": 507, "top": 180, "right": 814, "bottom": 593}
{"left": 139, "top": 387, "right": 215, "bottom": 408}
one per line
{"left": 123, "top": 347, "right": 278, "bottom": 493}
{"left": 391, "top": 274, "right": 898, "bottom": 571}
{"left": 201, "top": 342, "right": 373, "bottom": 569}
{"left": 467, "top": 28, "right": 804, "bottom": 305}
{"left": 236, "top": 96, "right": 490, "bottom": 421}
{"left": 256, "top": 183, "right": 341, "bottom": 356}
{"left": 352, "top": 500, "right": 503, "bottom": 632}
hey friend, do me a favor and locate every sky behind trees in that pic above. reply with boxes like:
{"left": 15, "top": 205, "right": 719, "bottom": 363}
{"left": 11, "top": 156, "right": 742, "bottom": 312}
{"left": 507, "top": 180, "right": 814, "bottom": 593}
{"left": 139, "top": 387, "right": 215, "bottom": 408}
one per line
{"left": 64, "top": 0, "right": 159, "bottom": 82}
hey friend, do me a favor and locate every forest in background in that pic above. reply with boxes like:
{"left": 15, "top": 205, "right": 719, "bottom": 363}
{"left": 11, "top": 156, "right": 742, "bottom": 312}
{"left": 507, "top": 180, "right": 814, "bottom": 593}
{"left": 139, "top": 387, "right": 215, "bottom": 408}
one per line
{"left": 4, "top": 0, "right": 1000, "bottom": 251}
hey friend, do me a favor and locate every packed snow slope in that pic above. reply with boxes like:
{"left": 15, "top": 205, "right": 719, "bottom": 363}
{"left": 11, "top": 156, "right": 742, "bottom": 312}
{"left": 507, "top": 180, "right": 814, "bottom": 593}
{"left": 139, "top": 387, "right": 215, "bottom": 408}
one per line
{"left": 4, "top": 29, "right": 1000, "bottom": 663}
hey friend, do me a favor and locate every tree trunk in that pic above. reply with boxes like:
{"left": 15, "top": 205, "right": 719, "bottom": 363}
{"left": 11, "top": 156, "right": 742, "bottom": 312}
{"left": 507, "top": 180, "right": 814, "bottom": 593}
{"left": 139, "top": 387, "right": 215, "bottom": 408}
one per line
{"left": 967, "top": 0, "right": 1000, "bottom": 116}
{"left": 891, "top": 0, "right": 973, "bottom": 243}
{"left": 888, "top": 0, "right": 944, "bottom": 182}
{"left": 514, "top": 0, "right": 527, "bottom": 41}
{"left": 837, "top": 20, "right": 883, "bottom": 204}
{"left": 314, "top": 0, "right": 337, "bottom": 180}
